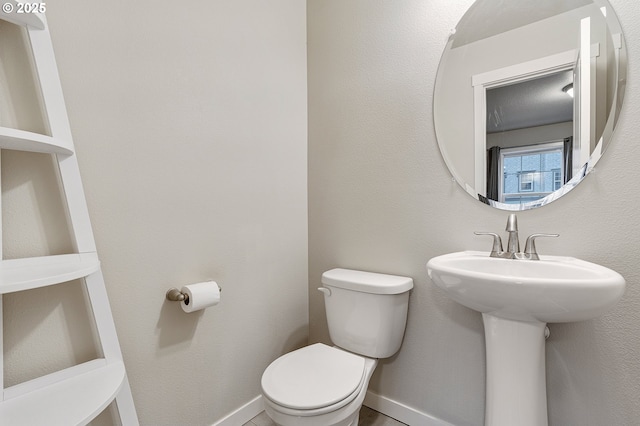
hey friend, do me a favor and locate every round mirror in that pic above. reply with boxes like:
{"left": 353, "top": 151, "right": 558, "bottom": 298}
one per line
{"left": 433, "top": 0, "right": 627, "bottom": 210}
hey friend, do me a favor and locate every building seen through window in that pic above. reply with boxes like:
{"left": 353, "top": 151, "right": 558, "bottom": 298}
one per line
{"left": 500, "top": 142, "right": 564, "bottom": 204}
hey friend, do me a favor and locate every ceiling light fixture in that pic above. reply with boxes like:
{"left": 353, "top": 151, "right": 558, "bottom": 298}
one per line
{"left": 562, "top": 83, "right": 574, "bottom": 98}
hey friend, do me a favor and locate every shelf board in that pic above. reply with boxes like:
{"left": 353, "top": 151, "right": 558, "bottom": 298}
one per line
{"left": 0, "top": 2, "right": 45, "bottom": 30}
{"left": 0, "top": 253, "right": 100, "bottom": 294}
{"left": 0, "top": 126, "right": 73, "bottom": 155}
{"left": 0, "top": 359, "right": 125, "bottom": 426}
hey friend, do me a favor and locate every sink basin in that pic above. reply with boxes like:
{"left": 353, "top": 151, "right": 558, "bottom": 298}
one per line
{"left": 427, "top": 251, "right": 625, "bottom": 323}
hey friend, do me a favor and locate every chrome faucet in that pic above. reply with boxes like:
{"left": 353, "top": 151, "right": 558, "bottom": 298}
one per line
{"left": 505, "top": 213, "right": 520, "bottom": 255}
{"left": 475, "top": 214, "right": 558, "bottom": 260}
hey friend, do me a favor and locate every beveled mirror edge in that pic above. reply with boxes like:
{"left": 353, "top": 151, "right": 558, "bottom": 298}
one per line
{"left": 433, "top": 0, "right": 628, "bottom": 211}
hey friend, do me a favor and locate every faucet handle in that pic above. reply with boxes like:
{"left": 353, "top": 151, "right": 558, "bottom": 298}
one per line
{"left": 474, "top": 232, "right": 504, "bottom": 256}
{"left": 523, "top": 233, "right": 559, "bottom": 260}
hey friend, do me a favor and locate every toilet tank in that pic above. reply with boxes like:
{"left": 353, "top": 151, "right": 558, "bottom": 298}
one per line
{"left": 320, "top": 268, "right": 413, "bottom": 359}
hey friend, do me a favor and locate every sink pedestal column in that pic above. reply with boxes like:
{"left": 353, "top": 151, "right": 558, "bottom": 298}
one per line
{"left": 482, "top": 314, "right": 548, "bottom": 426}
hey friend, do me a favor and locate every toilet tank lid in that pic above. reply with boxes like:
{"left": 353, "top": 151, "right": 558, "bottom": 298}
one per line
{"left": 321, "top": 268, "right": 413, "bottom": 294}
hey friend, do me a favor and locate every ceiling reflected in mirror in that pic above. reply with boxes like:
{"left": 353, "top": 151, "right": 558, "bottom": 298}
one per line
{"left": 486, "top": 70, "right": 574, "bottom": 133}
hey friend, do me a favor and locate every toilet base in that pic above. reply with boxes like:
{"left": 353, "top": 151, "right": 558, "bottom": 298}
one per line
{"left": 264, "top": 406, "right": 359, "bottom": 426}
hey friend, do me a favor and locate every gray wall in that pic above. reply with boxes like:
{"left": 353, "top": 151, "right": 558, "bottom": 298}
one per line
{"left": 308, "top": 1, "right": 640, "bottom": 425}
{"left": 2, "top": 1, "right": 308, "bottom": 425}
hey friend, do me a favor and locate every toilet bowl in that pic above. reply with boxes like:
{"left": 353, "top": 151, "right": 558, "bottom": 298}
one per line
{"left": 260, "top": 268, "right": 413, "bottom": 426}
{"left": 262, "top": 343, "right": 377, "bottom": 426}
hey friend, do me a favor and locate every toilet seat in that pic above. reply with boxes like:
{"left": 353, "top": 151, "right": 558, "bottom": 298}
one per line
{"left": 261, "top": 344, "right": 366, "bottom": 412}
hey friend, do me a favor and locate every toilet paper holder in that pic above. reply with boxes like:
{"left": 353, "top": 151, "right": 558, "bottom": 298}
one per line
{"left": 166, "top": 288, "right": 188, "bottom": 302}
{"left": 166, "top": 285, "right": 222, "bottom": 303}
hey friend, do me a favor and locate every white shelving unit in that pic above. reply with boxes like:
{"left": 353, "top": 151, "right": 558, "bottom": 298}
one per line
{"left": 0, "top": 9, "right": 139, "bottom": 426}
{"left": 0, "top": 126, "right": 73, "bottom": 155}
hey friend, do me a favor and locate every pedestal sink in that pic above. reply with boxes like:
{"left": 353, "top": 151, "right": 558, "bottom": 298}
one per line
{"left": 427, "top": 251, "right": 625, "bottom": 426}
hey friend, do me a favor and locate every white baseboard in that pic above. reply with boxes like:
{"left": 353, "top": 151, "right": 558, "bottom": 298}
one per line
{"left": 212, "top": 395, "right": 264, "bottom": 426}
{"left": 213, "top": 392, "right": 454, "bottom": 426}
{"left": 364, "top": 391, "right": 455, "bottom": 426}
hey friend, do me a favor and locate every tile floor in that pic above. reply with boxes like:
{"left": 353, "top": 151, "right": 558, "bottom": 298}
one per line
{"left": 243, "top": 406, "right": 407, "bottom": 426}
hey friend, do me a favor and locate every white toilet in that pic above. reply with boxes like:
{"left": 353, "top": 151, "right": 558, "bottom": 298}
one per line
{"left": 261, "top": 268, "right": 413, "bottom": 426}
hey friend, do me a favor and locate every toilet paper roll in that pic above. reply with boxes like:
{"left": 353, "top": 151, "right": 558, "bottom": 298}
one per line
{"left": 181, "top": 281, "right": 221, "bottom": 313}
